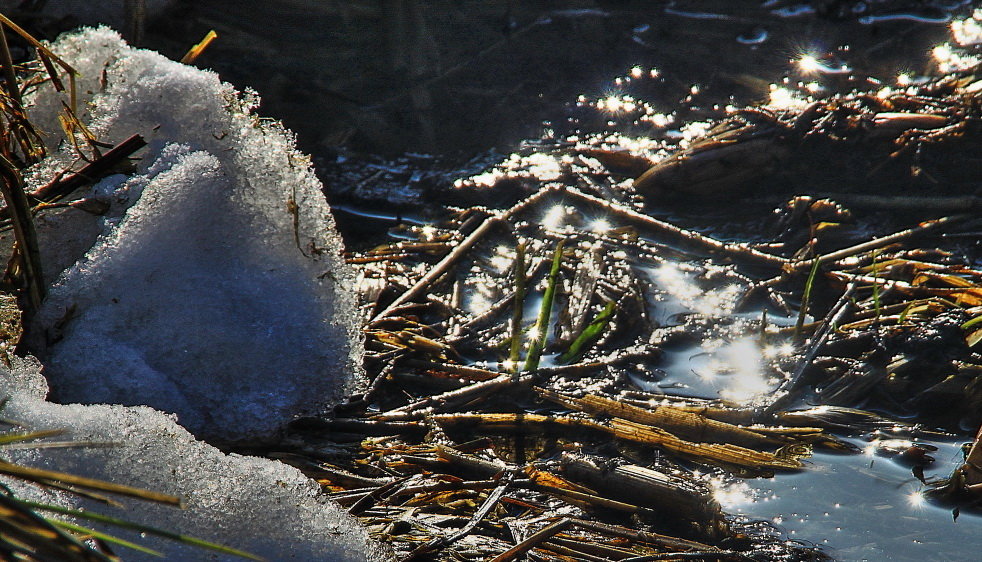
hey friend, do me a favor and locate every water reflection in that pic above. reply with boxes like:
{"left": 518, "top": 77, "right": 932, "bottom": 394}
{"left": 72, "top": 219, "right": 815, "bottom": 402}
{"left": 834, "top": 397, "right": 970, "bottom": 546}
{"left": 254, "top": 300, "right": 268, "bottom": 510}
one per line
{"left": 643, "top": 263, "right": 795, "bottom": 403}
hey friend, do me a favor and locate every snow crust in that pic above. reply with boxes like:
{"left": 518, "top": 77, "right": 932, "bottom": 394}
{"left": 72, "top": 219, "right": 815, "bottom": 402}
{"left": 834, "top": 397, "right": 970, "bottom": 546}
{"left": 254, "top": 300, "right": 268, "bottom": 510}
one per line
{"left": 23, "top": 27, "right": 364, "bottom": 445}
{"left": 0, "top": 361, "right": 388, "bottom": 561}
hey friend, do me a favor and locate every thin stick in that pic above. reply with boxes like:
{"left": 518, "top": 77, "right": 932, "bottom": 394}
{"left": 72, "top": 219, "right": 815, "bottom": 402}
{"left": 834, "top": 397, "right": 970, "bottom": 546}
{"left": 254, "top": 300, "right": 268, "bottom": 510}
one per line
{"left": 0, "top": 156, "right": 44, "bottom": 313}
{"left": 402, "top": 474, "right": 514, "bottom": 562}
{"left": 370, "top": 187, "right": 557, "bottom": 324}
{"left": 562, "top": 186, "right": 788, "bottom": 268}
{"left": 180, "top": 30, "right": 218, "bottom": 65}
{"left": 569, "top": 518, "right": 718, "bottom": 553}
{"left": 0, "top": 460, "right": 181, "bottom": 506}
{"left": 788, "top": 215, "right": 965, "bottom": 273}
{"left": 373, "top": 372, "right": 537, "bottom": 421}
{"left": 489, "top": 518, "right": 574, "bottom": 562}
{"left": 757, "top": 281, "right": 857, "bottom": 421}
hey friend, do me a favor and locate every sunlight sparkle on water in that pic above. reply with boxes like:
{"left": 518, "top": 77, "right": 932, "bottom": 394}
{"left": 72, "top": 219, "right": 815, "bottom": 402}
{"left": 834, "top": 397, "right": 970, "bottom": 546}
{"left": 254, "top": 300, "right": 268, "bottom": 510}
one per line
{"left": 797, "top": 55, "right": 822, "bottom": 74}
{"left": 542, "top": 204, "right": 567, "bottom": 229}
{"left": 467, "top": 293, "right": 492, "bottom": 316}
{"left": 598, "top": 94, "right": 638, "bottom": 114}
{"left": 907, "top": 490, "right": 926, "bottom": 509}
{"left": 589, "top": 217, "right": 612, "bottom": 233}
{"left": 932, "top": 43, "right": 981, "bottom": 73}
{"left": 489, "top": 245, "right": 514, "bottom": 273}
{"left": 653, "top": 263, "right": 701, "bottom": 301}
{"left": 679, "top": 121, "right": 711, "bottom": 146}
{"left": 710, "top": 477, "right": 755, "bottom": 509}
{"left": 718, "top": 337, "right": 773, "bottom": 402}
{"left": 762, "top": 342, "right": 795, "bottom": 359}
{"left": 952, "top": 10, "right": 982, "bottom": 47}
{"left": 767, "top": 85, "right": 811, "bottom": 111}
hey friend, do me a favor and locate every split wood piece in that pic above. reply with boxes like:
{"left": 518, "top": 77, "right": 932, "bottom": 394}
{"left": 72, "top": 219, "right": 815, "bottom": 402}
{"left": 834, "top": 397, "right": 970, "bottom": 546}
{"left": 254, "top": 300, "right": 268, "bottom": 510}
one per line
{"left": 373, "top": 372, "right": 537, "bottom": 421}
{"left": 545, "top": 536, "right": 649, "bottom": 560}
{"left": 433, "top": 412, "right": 808, "bottom": 470}
{"left": 560, "top": 454, "right": 728, "bottom": 539}
{"left": 347, "top": 475, "right": 412, "bottom": 516}
{"left": 400, "top": 472, "right": 514, "bottom": 562}
{"left": 536, "top": 540, "right": 612, "bottom": 561}
{"left": 562, "top": 186, "right": 789, "bottom": 269}
{"left": 757, "top": 281, "right": 857, "bottom": 421}
{"left": 370, "top": 186, "right": 559, "bottom": 325}
{"left": 267, "top": 453, "right": 395, "bottom": 488}
{"left": 405, "top": 359, "right": 502, "bottom": 381}
{"left": 435, "top": 445, "right": 510, "bottom": 479}
{"left": 815, "top": 192, "right": 982, "bottom": 213}
{"left": 536, "top": 388, "right": 791, "bottom": 449}
{"left": 528, "top": 480, "right": 660, "bottom": 517}
{"left": 569, "top": 518, "right": 723, "bottom": 555}
{"left": 961, "top": 423, "right": 982, "bottom": 487}
{"left": 787, "top": 214, "right": 966, "bottom": 274}
{"left": 431, "top": 446, "right": 658, "bottom": 515}
{"left": 489, "top": 518, "right": 574, "bottom": 562}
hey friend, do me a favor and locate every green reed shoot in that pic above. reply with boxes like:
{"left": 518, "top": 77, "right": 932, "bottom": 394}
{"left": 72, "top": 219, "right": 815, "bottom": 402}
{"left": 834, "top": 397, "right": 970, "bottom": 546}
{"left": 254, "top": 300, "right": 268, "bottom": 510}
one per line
{"left": 523, "top": 240, "right": 564, "bottom": 372}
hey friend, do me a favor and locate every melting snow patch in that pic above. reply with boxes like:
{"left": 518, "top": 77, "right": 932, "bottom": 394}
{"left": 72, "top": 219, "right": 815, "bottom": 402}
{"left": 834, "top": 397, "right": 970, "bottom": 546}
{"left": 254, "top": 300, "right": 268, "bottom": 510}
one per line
{"left": 23, "top": 27, "right": 364, "bottom": 445}
{"left": 0, "top": 361, "right": 388, "bottom": 561}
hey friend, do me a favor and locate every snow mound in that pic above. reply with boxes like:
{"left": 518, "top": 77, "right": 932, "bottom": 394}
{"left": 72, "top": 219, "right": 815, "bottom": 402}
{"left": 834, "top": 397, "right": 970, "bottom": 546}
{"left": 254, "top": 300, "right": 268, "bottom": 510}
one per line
{"left": 24, "top": 27, "right": 364, "bottom": 445}
{"left": 0, "top": 363, "right": 388, "bottom": 561}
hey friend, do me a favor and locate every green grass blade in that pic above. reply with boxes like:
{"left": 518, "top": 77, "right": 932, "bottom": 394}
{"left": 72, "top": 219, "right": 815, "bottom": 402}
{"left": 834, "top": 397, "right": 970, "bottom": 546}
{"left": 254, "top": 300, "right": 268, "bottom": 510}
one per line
{"left": 49, "top": 519, "right": 165, "bottom": 557}
{"left": 794, "top": 258, "right": 822, "bottom": 342}
{"left": 962, "top": 314, "right": 982, "bottom": 331}
{"left": 508, "top": 242, "right": 527, "bottom": 371}
{"left": 558, "top": 301, "right": 616, "bottom": 364}
{"left": 0, "top": 460, "right": 181, "bottom": 506}
{"left": 523, "top": 240, "right": 565, "bottom": 372}
{"left": 20, "top": 499, "right": 263, "bottom": 561}
{"left": 871, "top": 250, "right": 882, "bottom": 322}
{"left": 0, "top": 429, "right": 65, "bottom": 445}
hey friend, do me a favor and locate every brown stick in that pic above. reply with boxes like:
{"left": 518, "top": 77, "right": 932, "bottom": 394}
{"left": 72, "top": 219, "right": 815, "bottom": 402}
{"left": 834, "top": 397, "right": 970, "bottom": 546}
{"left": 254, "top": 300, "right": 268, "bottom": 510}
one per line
{"left": 562, "top": 186, "right": 788, "bottom": 268}
{"left": 402, "top": 473, "right": 514, "bottom": 562}
{"left": 0, "top": 156, "right": 44, "bottom": 314}
{"left": 756, "top": 281, "right": 858, "bottom": 420}
{"left": 788, "top": 214, "right": 965, "bottom": 274}
{"left": 569, "top": 518, "right": 718, "bottom": 553}
{"left": 489, "top": 518, "right": 574, "bottom": 562}
{"left": 27, "top": 134, "right": 147, "bottom": 209}
{"left": 370, "top": 186, "right": 558, "bottom": 325}
{"left": 373, "top": 372, "right": 536, "bottom": 421}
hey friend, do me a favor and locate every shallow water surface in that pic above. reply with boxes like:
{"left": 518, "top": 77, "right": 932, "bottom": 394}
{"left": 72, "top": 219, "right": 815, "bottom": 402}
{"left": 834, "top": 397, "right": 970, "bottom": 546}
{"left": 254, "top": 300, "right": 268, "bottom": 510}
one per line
{"left": 719, "top": 438, "right": 977, "bottom": 561}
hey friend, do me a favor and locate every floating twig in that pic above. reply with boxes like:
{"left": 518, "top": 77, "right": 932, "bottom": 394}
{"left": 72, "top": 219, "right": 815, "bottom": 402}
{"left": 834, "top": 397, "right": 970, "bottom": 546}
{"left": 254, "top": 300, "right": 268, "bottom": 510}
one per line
{"left": 757, "top": 281, "right": 858, "bottom": 421}
{"left": 489, "top": 517, "right": 573, "bottom": 562}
